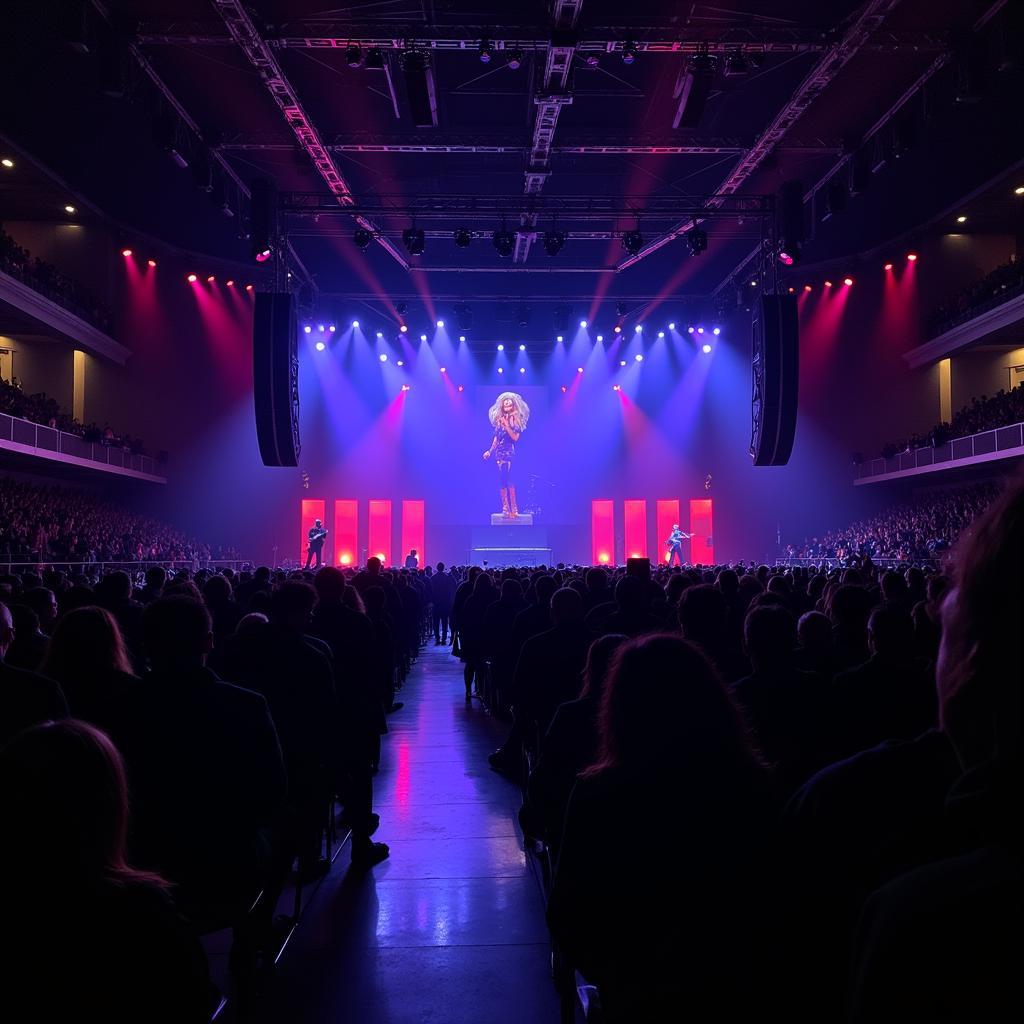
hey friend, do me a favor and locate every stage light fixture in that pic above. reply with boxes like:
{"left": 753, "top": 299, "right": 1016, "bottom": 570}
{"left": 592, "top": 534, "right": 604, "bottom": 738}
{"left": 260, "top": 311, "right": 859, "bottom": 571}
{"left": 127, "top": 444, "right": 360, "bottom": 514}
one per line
{"left": 614, "top": 325, "right": 622, "bottom": 334}
{"left": 354, "top": 228, "right": 372, "bottom": 250}
{"left": 401, "top": 384, "right": 411, "bottom": 391}
{"left": 596, "top": 334, "right": 603, "bottom": 342}
{"left": 329, "top": 324, "right": 336, "bottom": 332}
{"left": 440, "top": 366, "right": 446, "bottom": 373}
{"left": 1, "top": 158, "right": 13, "bottom": 168}
{"left": 1016, "top": 187, "right": 1024, "bottom": 195}
{"left": 498, "top": 367, "right": 504, "bottom": 374}
{"left": 561, "top": 385, "right": 568, "bottom": 393}
{"left": 778, "top": 246, "right": 798, "bottom": 266}
{"left": 207, "top": 275, "right": 215, "bottom": 283}
{"left": 686, "top": 227, "right": 708, "bottom": 255}
{"left": 674, "top": 53, "right": 717, "bottom": 129}
{"left": 459, "top": 335, "right": 466, "bottom": 342}
{"left": 121, "top": 248, "right": 132, "bottom": 257}
{"left": 303, "top": 325, "right": 312, "bottom": 334}
{"left": 519, "top": 367, "right": 526, "bottom": 374}
{"left": 492, "top": 227, "right": 515, "bottom": 258}
{"left": 788, "top": 286, "right": 795, "bottom": 293}
{"left": 255, "top": 247, "right": 272, "bottom": 263}
{"left": 365, "top": 47, "right": 384, "bottom": 69}
{"left": 577, "top": 367, "right": 584, "bottom": 374}
{"left": 148, "top": 259, "right": 157, "bottom": 268}
{"left": 315, "top": 341, "right": 326, "bottom": 351}
{"left": 824, "top": 280, "right": 833, "bottom": 287}
{"left": 907, "top": 252, "right": 918, "bottom": 261}
{"left": 657, "top": 331, "right": 665, "bottom": 338}
{"left": 507, "top": 49, "right": 523, "bottom": 70}
{"left": 346, "top": 44, "right": 363, "bottom": 68}
{"left": 436, "top": 319, "right": 444, "bottom": 327}
{"left": 246, "top": 284, "right": 253, "bottom": 292}
{"left": 702, "top": 343, "right": 712, "bottom": 354}
{"left": 375, "top": 331, "right": 383, "bottom": 338}
{"left": 397, "top": 360, "right": 404, "bottom": 366}
{"left": 318, "top": 325, "right": 325, "bottom": 332}
{"left": 883, "top": 263, "right": 893, "bottom": 270}
{"left": 497, "top": 344, "right": 504, "bottom": 351}
{"left": 620, "top": 360, "right": 627, "bottom": 366}
{"left": 402, "top": 227, "right": 426, "bottom": 256}
{"left": 379, "top": 354, "right": 388, "bottom": 362}
{"left": 724, "top": 52, "right": 748, "bottom": 76}
{"left": 697, "top": 327, "right": 704, "bottom": 334}
{"left": 622, "top": 229, "right": 644, "bottom": 256}
{"left": 622, "top": 41, "right": 638, "bottom": 65}
{"left": 458, "top": 384, "right": 464, "bottom": 392}
{"left": 519, "top": 343, "right": 526, "bottom": 351}
{"left": 635, "top": 354, "right": 643, "bottom": 362}
{"left": 687, "top": 326, "right": 695, "bottom": 334}
{"left": 478, "top": 39, "right": 494, "bottom": 63}
{"left": 712, "top": 327, "right": 721, "bottom": 335}
{"left": 395, "top": 301, "right": 408, "bottom": 315}
{"left": 226, "top": 279, "right": 234, "bottom": 286}
{"left": 399, "top": 324, "right": 408, "bottom": 333}
{"left": 956, "top": 215, "right": 967, "bottom": 224}
{"left": 352, "top": 320, "right": 360, "bottom": 328}
{"left": 584, "top": 53, "right": 600, "bottom": 67}
{"left": 580, "top": 319, "right": 588, "bottom": 328}
{"left": 542, "top": 230, "right": 565, "bottom": 256}
{"left": 453, "top": 227, "right": 472, "bottom": 248}
{"left": 750, "top": 280, "right": 758, "bottom": 287}
{"left": 668, "top": 322, "right": 676, "bottom": 330}
{"left": 420, "top": 334, "right": 427, "bottom": 342}
{"left": 64, "top": 204, "right": 76, "bottom": 214}
{"left": 556, "top": 335, "right": 563, "bottom": 343}
{"left": 844, "top": 277, "right": 854, "bottom": 286}
{"left": 804, "top": 284, "right": 813, "bottom": 291}
{"left": 634, "top": 324, "right": 643, "bottom": 333}
{"left": 613, "top": 384, "right": 621, "bottom": 391}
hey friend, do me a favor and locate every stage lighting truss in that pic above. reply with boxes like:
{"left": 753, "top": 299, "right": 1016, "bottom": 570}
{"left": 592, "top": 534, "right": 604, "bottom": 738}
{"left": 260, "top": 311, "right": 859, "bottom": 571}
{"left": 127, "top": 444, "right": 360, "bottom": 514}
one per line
{"left": 543, "top": 229, "right": 566, "bottom": 256}
{"left": 402, "top": 226, "right": 426, "bottom": 256}
{"left": 453, "top": 227, "right": 473, "bottom": 248}
{"left": 354, "top": 227, "right": 373, "bottom": 250}
{"left": 622, "top": 228, "right": 644, "bottom": 256}
{"left": 492, "top": 226, "right": 515, "bottom": 258}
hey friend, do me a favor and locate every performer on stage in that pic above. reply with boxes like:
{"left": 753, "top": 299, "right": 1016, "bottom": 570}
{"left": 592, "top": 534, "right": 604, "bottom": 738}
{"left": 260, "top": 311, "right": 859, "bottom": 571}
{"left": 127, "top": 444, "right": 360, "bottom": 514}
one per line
{"left": 482, "top": 391, "right": 530, "bottom": 519}
{"left": 665, "top": 523, "right": 692, "bottom": 567}
{"left": 305, "top": 518, "right": 328, "bottom": 570}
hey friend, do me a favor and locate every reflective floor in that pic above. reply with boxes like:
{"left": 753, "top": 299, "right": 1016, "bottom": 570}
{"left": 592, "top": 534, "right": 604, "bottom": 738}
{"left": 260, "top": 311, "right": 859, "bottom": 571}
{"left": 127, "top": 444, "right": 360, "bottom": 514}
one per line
{"left": 258, "top": 644, "right": 560, "bottom": 1022}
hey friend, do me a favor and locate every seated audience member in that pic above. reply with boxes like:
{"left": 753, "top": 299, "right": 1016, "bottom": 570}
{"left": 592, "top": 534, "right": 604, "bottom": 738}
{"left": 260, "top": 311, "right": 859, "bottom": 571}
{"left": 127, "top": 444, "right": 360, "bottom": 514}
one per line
{"left": 849, "top": 477, "right": 1023, "bottom": 1023}
{"left": 457, "top": 571, "right": 498, "bottom": 698}
{"left": 482, "top": 578, "right": 529, "bottom": 700}
{"left": 827, "top": 584, "right": 873, "bottom": 671}
{"left": 678, "top": 583, "right": 749, "bottom": 681}
{"left": 548, "top": 635, "right": 781, "bottom": 1022}
{"left": 4, "top": 603, "right": 49, "bottom": 670}
{"left": 0, "top": 600, "right": 68, "bottom": 744}
{"left": 201, "top": 573, "right": 241, "bottom": 650}
{"left": 827, "top": 604, "right": 936, "bottom": 760}
{"left": 596, "top": 575, "right": 663, "bottom": 638}
{"left": 733, "top": 605, "right": 828, "bottom": 791}
{"left": 138, "top": 566, "right": 167, "bottom": 605}
{"left": 39, "top": 606, "right": 137, "bottom": 731}
{"left": 510, "top": 573, "right": 557, "bottom": 659}
{"left": 794, "top": 609, "right": 837, "bottom": 678}
{"left": 520, "top": 633, "right": 627, "bottom": 846}
{"left": 0, "top": 720, "right": 215, "bottom": 1023}
{"left": 103, "top": 596, "right": 288, "bottom": 918}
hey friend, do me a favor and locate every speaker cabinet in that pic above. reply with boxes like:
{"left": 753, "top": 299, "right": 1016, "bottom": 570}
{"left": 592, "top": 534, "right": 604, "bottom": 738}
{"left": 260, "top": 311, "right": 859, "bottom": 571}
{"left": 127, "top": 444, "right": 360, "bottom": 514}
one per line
{"left": 750, "top": 294, "right": 799, "bottom": 466}
{"left": 253, "top": 292, "right": 301, "bottom": 467}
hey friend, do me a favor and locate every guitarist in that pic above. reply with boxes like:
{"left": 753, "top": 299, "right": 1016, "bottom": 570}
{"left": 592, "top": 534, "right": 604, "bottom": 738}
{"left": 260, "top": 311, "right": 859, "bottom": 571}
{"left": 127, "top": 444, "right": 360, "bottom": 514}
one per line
{"left": 305, "top": 519, "right": 328, "bottom": 570}
{"left": 666, "top": 523, "right": 692, "bottom": 568}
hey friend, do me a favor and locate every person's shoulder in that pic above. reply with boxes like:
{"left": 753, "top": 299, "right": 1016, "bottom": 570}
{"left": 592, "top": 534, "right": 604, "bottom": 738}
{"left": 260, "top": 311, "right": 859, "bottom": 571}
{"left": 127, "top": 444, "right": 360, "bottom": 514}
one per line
{"left": 210, "top": 675, "right": 273, "bottom": 713}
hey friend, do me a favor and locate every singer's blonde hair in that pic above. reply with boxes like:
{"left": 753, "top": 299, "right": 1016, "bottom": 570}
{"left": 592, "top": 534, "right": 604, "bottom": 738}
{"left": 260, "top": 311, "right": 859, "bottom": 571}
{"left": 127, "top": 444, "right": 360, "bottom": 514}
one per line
{"left": 488, "top": 391, "right": 530, "bottom": 430}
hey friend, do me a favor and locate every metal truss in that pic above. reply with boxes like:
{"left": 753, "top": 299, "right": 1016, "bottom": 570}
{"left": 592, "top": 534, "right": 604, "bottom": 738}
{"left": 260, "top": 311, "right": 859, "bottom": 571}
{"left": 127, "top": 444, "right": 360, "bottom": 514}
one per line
{"left": 617, "top": 0, "right": 903, "bottom": 272}
{"left": 209, "top": 0, "right": 409, "bottom": 271}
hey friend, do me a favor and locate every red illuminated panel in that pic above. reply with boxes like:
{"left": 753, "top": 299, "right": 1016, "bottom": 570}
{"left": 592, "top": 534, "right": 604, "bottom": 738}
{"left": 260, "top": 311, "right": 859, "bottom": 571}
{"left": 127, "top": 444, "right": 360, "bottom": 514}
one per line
{"left": 300, "top": 498, "right": 326, "bottom": 565}
{"left": 656, "top": 499, "right": 681, "bottom": 565}
{"left": 333, "top": 499, "right": 358, "bottom": 567}
{"left": 592, "top": 499, "right": 615, "bottom": 566}
{"left": 689, "top": 498, "right": 714, "bottom": 564}
{"left": 401, "top": 500, "right": 425, "bottom": 570}
{"left": 623, "top": 499, "right": 648, "bottom": 560}
{"left": 368, "top": 499, "right": 393, "bottom": 567}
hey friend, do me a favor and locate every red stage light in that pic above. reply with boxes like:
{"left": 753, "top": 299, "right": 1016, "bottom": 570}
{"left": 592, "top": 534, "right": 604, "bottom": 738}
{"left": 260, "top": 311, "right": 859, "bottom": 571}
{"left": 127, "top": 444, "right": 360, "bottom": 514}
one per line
{"left": 245, "top": 284, "right": 254, "bottom": 291}
{"left": 457, "top": 384, "right": 464, "bottom": 392}
{"left": 560, "top": 385, "right": 567, "bottom": 393}
{"left": 907, "top": 253, "right": 918, "bottom": 261}
{"left": 187, "top": 273, "right": 197, "bottom": 282}
{"left": 844, "top": 277, "right": 854, "bottom": 286}
{"left": 147, "top": 259, "right": 157, "bottom": 268}
{"left": 612, "top": 384, "right": 621, "bottom": 391}
{"left": 803, "top": 284, "right": 812, "bottom": 292}
{"left": 788, "top": 286, "right": 795, "bottom": 293}
{"left": 121, "top": 248, "right": 133, "bottom": 257}
{"left": 226, "top": 279, "right": 234, "bottom": 286}
{"left": 614, "top": 325, "right": 622, "bottom": 334}
{"left": 824, "top": 280, "right": 833, "bottom": 287}
{"left": 207, "top": 275, "right": 215, "bottom": 283}
{"left": 884, "top": 262, "right": 893, "bottom": 271}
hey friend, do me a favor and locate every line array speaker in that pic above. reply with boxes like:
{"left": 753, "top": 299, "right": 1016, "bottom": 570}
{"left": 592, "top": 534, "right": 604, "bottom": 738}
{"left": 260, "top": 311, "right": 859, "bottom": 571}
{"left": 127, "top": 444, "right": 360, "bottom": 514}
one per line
{"left": 750, "top": 293, "right": 799, "bottom": 466}
{"left": 253, "top": 292, "right": 301, "bottom": 467}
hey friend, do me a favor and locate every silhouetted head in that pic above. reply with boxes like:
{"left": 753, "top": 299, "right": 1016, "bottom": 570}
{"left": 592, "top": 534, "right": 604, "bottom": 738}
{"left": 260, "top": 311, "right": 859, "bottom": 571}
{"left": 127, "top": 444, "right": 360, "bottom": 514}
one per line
{"left": 744, "top": 604, "right": 797, "bottom": 671}
{"left": 797, "top": 610, "right": 832, "bottom": 653}
{"left": 313, "top": 566, "right": 347, "bottom": 601}
{"left": 551, "top": 587, "right": 584, "bottom": 625}
{"left": 867, "top": 604, "right": 914, "bottom": 659}
{"left": 678, "top": 584, "right": 726, "bottom": 646}
{"left": 270, "top": 581, "right": 318, "bottom": 632}
{"left": 613, "top": 574, "right": 645, "bottom": 612}
{"left": 579, "top": 633, "right": 628, "bottom": 700}
{"left": 142, "top": 597, "right": 212, "bottom": 670}
{"left": 41, "top": 606, "right": 132, "bottom": 684}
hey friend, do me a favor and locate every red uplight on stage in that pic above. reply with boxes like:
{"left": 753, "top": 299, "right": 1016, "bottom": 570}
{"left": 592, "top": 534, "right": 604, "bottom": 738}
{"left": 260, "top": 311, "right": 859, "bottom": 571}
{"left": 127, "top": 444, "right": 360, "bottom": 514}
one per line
{"left": 121, "top": 248, "right": 132, "bottom": 257}
{"left": 624, "top": 499, "right": 648, "bottom": 560}
{"left": 300, "top": 498, "right": 326, "bottom": 566}
{"left": 334, "top": 499, "right": 358, "bottom": 569}
{"left": 592, "top": 499, "right": 615, "bottom": 566}
{"left": 656, "top": 500, "right": 681, "bottom": 564}
{"left": 402, "top": 500, "right": 425, "bottom": 569}
{"left": 689, "top": 498, "right": 714, "bottom": 564}
{"left": 368, "top": 500, "right": 392, "bottom": 567}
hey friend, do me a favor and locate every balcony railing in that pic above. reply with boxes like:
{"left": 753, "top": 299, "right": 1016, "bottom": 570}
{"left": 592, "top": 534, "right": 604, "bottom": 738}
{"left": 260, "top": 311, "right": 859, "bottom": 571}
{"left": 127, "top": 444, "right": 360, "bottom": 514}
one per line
{"left": 855, "top": 421, "right": 1024, "bottom": 483}
{"left": 774, "top": 557, "right": 938, "bottom": 569}
{"left": 0, "top": 412, "right": 164, "bottom": 480}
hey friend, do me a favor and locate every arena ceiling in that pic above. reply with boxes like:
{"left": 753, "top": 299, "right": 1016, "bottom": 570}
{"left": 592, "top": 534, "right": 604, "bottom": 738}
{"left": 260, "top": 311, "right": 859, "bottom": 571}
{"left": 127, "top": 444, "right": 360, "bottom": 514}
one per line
{"left": 1, "top": 0, "right": 1015, "bottom": 309}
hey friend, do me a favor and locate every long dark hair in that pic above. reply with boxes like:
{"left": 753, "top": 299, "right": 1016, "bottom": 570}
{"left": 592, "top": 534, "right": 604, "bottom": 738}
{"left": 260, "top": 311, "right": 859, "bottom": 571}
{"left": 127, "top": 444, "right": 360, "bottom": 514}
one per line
{"left": 578, "top": 634, "right": 628, "bottom": 700}
{"left": 587, "top": 634, "right": 763, "bottom": 777}
{"left": 41, "top": 606, "right": 133, "bottom": 684}
{"left": 0, "top": 720, "right": 165, "bottom": 888}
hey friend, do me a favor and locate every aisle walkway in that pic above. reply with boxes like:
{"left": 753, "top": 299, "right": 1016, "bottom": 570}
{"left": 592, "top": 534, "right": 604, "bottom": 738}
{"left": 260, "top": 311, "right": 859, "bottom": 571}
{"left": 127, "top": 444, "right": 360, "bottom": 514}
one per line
{"left": 259, "top": 644, "right": 560, "bottom": 1023}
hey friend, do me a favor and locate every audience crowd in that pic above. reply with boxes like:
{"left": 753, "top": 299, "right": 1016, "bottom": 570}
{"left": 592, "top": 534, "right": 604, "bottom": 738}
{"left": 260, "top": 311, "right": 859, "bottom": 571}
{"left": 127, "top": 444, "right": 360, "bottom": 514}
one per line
{"left": 927, "top": 253, "right": 1024, "bottom": 336}
{"left": 0, "top": 475, "right": 1019, "bottom": 1022}
{"left": 1, "top": 377, "right": 149, "bottom": 455}
{"left": 785, "top": 482, "right": 997, "bottom": 562}
{"left": 0, "top": 225, "right": 114, "bottom": 333}
{"left": 876, "top": 382, "right": 1024, "bottom": 460}
{"left": 0, "top": 477, "right": 232, "bottom": 564}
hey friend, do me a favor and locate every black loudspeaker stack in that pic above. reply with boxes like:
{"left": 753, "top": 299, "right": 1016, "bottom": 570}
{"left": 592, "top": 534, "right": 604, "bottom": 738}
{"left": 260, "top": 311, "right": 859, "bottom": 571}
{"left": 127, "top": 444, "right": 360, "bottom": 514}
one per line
{"left": 750, "top": 293, "right": 799, "bottom": 467}
{"left": 253, "top": 291, "right": 301, "bottom": 467}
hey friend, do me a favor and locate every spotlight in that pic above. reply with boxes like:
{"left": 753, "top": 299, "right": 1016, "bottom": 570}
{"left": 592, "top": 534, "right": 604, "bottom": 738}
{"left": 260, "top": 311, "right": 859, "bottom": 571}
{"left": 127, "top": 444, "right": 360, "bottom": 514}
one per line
{"left": 844, "top": 277, "right": 854, "bottom": 286}
{"left": 824, "top": 280, "right": 833, "bottom": 287}
{"left": 712, "top": 327, "right": 721, "bottom": 335}
{"left": 376, "top": 331, "right": 384, "bottom": 338}
{"left": 492, "top": 228, "right": 515, "bottom": 258}
{"left": 561, "top": 385, "right": 568, "bottom": 393}
{"left": 329, "top": 325, "right": 336, "bottom": 332}
{"left": 620, "top": 360, "right": 627, "bottom": 366}
{"left": 440, "top": 367, "right": 447, "bottom": 373}
{"left": 907, "top": 253, "right": 918, "bottom": 261}
{"left": 778, "top": 246, "right": 798, "bottom": 266}
{"left": 519, "top": 343, "right": 526, "bottom": 351}
{"left": 255, "top": 247, "right": 272, "bottom": 263}
{"left": 399, "top": 324, "right": 408, "bottom": 333}
{"left": 498, "top": 367, "right": 504, "bottom": 374}
{"left": 577, "top": 367, "right": 584, "bottom": 374}
{"left": 207, "top": 275, "right": 215, "bottom": 283}
{"left": 613, "top": 384, "right": 622, "bottom": 391}
{"left": 459, "top": 335, "right": 466, "bottom": 342}
{"left": 304, "top": 325, "right": 312, "bottom": 334}
{"left": 352, "top": 320, "right": 360, "bottom": 328}
{"left": 379, "top": 354, "right": 388, "bottom": 362}
{"left": 436, "top": 319, "right": 444, "bottom": 327}
{"left": 580, "top": 319, "right": 588, "bottom": 328}
{"left": 596, "top": 334, "right": 603, "bottom": 342}
{"left": 668, "top": 322, "right": 676, "bottom": 330}
{"left": 687, "top": 326, "right": 695, "bottom": 334}
{"left": 420, "top": 334, "right": 427, "bottom": 342}
{"left": 584, "top": 53, "right": 600, "bottom": 67}
{"left": 635, "top": 354, "right": 644, "bottom": 362}
{"left": 507, "top": 49, "right": 523, "bottom": 70}
{"left": 702, "top": 343, "right": 712, "bottom": 354}
{"left": 245, "top": 284, "right": 253, "bottom": 291}
{"left": 685, "top": 227, "right": 708, "bottom": 255}
{"left": 1016, "top": 187, "right": 1024, "bottom": 195}
{"left": 64, "top": 204, "right": 76, "bottom": 214}
{"left": 1, "top": 158, "right": 13, "bottom": 168}
{"left": 453, "top": 227, "right": 472, "bottom": 248}
{"left": 956, "top": 215, "right": 967, "bottom": 224}
{"left": 750, "top": 280, "right": 758, "bottom": 287}
{"left": 148, "top": 259, "right": 157, "bottom": 268}
{"left": 622, "top": 41, "right": 638, "bottom": 65}
{"left": 402, "top": 227, "right": 425, "bottom": 256}
{"left": 542, "top": 230, "right": 565, "bottom": 256}
{"left": 478, "top": 39, "right": 494, "bottom": 63}
{"left": 397, "top": 360, "right": 404, "bottom": 366}
{"left": 622, "top": 229, "right": 644, "bottom": 256}
{"left": 884, "top": 263, "right": 893, "bottom": 271}
{"left": 226, "top": 279, "right": 234, "bottom": 286}
{"left": 804, "top": 284, "right": 813, "bottom": 291}
{"left": 556, "top": 335, "right": 564, "bottom": 343}
{"left": 318, "top": 325, "right": 325, "bottom": 332}
{"left": 788, "top": 286, "right": 795, "bottom": 293}
{"left": 315, "top": 341, "right": 326, "bottom": 351}
{"left": 121, "top": 248, "right": 133, "bottom": 257}
{"left": 697, "top": 327, "right": 705, "bottom": 334}
{"left": 634, "top": 324, "right": 643, "bottom": 333}
{"left": 519, "top": 367, "right": 526, "bottom": 374}
{"left": 354, "top": 228, "right": 372, "bottom": 250}
{"left": 401, "top": 384, "right": 411, "bottom": 391}
{"left": 345, "top": 44, "right": 363, "bottom": 68}
{"left": 458, "top": 384, "right": 464, "bottom": 392}
{"left": 614, "top": 325, "right": 622, "bottom": 334}
{"left": 497, "top": 344, "right": 504, "bottom": 351}
{"left": 657, "top": 331, "right": 665, "bottom": 338}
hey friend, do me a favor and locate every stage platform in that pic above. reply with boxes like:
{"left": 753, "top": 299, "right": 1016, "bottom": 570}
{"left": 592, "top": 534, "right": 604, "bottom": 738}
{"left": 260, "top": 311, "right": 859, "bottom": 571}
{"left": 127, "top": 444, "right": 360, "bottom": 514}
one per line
{"left": 489, "top": 512, "right": 534, "bottom": 526}
{"left": 471, "top": 521, "right": 550, "bottom": 566}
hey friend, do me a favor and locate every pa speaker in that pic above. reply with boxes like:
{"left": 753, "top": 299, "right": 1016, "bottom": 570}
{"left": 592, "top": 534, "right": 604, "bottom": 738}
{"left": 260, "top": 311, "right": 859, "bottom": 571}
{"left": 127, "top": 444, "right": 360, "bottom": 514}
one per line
{"left": 253, "top": 292, "right": 301, "bottom": 467}
{"left": 750, "top": 293, "right": 799, "bottom": 466}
